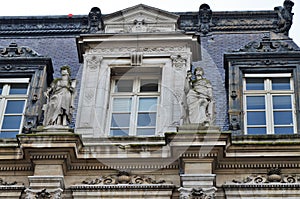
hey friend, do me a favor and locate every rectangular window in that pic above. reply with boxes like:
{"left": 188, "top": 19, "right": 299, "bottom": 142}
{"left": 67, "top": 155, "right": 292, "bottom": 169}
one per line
{"left": 0, "top": 79, "right": 29, "bottom": 138}
{"left": 243, "top": 74, "right": 296, "bottom": 135}
{"left": 110, "top": 77, "right": 159, "bottom": 136}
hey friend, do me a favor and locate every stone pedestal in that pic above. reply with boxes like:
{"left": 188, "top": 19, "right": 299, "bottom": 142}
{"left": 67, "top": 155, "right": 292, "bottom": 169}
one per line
{"left": 181, "top": 174, "right": 216, "bottom": 188}
{"left": 177, "top": 124, "right": 220, "bottom": 133}
{"left": 25, "top": 176, "right": 64, "bottom": 199}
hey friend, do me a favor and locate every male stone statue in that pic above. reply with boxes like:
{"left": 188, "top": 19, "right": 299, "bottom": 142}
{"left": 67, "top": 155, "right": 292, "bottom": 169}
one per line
{"left": 184, "top": 67, "right": 214, "bottom": 126}
{"left": 43, "top": 66, "right": 76, "bottom": 127}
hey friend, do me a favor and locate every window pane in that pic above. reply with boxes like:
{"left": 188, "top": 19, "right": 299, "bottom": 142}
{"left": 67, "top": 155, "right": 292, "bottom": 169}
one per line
{"left": 273, "top": 96, "right": 292, "bottom": 109}
{"left": 0, "top": 83, "right": 3, "bottom": 95}
{"left": 110, "top": 129, "right": 129, "bottom": 136}
{"left": 247, "top": 127, "right": 266, "bottom": 135}
{"left": 246, "top": 78, "right": 264, "bottom": 90}
{"left": 112, "top": 98, "right": 132, "bottom": 112}
{"left": 247, "top": 112, "right": 266, "bottom": 125}
{"left": 115, "top": 80, "right": 133, "bottom": 92}
{"left": 9, "top": 84, "right": 28, "bottom": 94}
{"left": 272, "top": 78, "right": 290, "bottom": 90}
{"left": 5, "top": 100, "right": 25, "bottom": 114}
{"left": 2, "top": 116, "right": 22, "bottom": 129}
{"left": 0, "top": 131, "right": 19, "bottom": 138}
{"left": 111, "top": 113, "right": 130, "bottom": 127}
{"left": 140, "top": 79, "right": 158, "bottom": 92}
{"left": 138, "top": 98, "right": 157, "bottom": 112}
{"left": 137, "top": 113, "right": 156, "bottom": 126}
{"left": 246, "top": 96, "right": 265, "bottom": 109}
{"left": 274, "top": 111, "right": 293, "bottom": 125}
{"left": 137, "top": 128, "right": 155, "bottom": 136}
{"left": 274, "top": 127, "right": 294, "bottom": 134}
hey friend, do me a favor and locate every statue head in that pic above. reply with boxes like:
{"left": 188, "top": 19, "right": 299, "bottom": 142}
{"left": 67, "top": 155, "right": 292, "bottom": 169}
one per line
{"left": 60, "top": 65, "right": 71, "bottom": 76}
{"left": 194, "top": 67, "right": 204, "bottom": 77}
{"left": 284, "top": 0, "right": 294, "bottom": 12}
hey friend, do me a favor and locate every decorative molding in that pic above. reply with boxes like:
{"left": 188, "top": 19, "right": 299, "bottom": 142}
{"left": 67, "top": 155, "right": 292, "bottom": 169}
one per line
{"left": 0, "top": 178, "right": 17, "bottom": 186}
{"left": 81, "top": 171, "right": 168, "bottom": 185}
{"left": 233, "top": 35, "right": 296, "bottom": 53}
{"left": 25, "top": 188, "right": 63, "bottom": 199}
{"left": 0, "top": 166, "right": 33, "bottom": 171}
{"left": 30, "top": 154, "right": 68, "bottom": 160}
{"left": 86, "top": 55, "right": 103, "bottom": 70}
{"left": 68, "top": 164, "right": 178, "bottom": 170}
{"left": 90, "top": 46, "right": 187, "bottom": 55}
{"left": 218, "top": 162, "right": 300, "bottom": 169}
{"left": 0, "top": 43, "right": 42, "bottom": 57}
{"left": 179, "top": 187, "right": 217, "bottom": 199}
{"left": 171, "top": 54, "right": 188, "bottom": 70}
{"left": 131, "top": 52, "right": 143, "bottom": 66}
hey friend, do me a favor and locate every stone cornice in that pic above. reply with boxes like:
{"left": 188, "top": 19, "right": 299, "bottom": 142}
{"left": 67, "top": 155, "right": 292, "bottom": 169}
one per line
{"left": 70, "top": 183, "right": 175, "bottom": 190}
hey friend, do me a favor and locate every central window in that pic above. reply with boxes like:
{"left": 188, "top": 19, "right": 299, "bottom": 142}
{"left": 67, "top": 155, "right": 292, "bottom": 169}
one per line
{"left": 0, "top": 78, "right": 29, "bottom": 138}
{"left": 110, "top": 75, "right": 160, "bottom": 137}
{"left": 243, "top": 74, "right": 296, "bottom": 135}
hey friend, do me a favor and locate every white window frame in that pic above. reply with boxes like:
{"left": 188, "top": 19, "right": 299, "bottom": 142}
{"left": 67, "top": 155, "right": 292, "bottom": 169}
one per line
{"left": 243, "top": 73, "right": 296, "bottom": 135}
{"left": 109, "top": 76, "right": 160, "bottom": 136}
{"left": 0, "top": 78, "right": 29, "bottom": 138}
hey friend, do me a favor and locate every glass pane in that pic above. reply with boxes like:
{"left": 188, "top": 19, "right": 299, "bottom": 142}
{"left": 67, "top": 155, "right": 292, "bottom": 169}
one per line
{"left": 0, "top": 131, "right": 19, "bottom": 138}
{"left": 140, "top": 79, "right": 158, "bottom": 92}
{"left": 274, "top": 127, "right": 294, "bottom": 134}
{"left": 247, "top": 112, "right": 266, "bottom": 125}
{"left": 246, "top": 78, "right": 264, "bottom": 90}
{"left": 137, "top": 128, "right": 155, "bottom": 136}
{"left": 138, "top": 98, "right": 157, "bottom": 112}
{"left": 274, "top": 111, "right": 293, "bottom": 125}
{"left": 246, "top": 96, "right": 265, "bottom": 109}
{"left": 5, "top": 100, "right": 25, "bottom": 114}
{"left": 272, "top": 78, "right": 290, "bottom": 90}
{"left": 110, "top": 129, "right": 129, "bottom": 136}
{"left": 112, "top": 98, "right": 132, "bottom": 112}
{"left": 111, "top": 113, "right": 130, "bottom": 127}
{"left": 273, "top": 96, "right": 292, "bottom": 109}
{"left": 247, "top": 127, "right": 266, "bottom": 135}
{"left": 115, "top": 80, "right": 133, "bottom": 92}
{"left": 2, "top": 116, "right": 22, "bottom": 129}
{"left": 9, "top": 84, "right": 28, "bottom": 94}
{"left": 137, "top": 113, "right": 156, "bottom": 126}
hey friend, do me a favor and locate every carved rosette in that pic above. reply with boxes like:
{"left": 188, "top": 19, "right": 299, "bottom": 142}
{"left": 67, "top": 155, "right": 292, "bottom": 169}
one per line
{"left": 85, "top": 55, "right": 103, "bottom": 70}
{"left": 171, "top": 54, "right": 188, "bottom": 70}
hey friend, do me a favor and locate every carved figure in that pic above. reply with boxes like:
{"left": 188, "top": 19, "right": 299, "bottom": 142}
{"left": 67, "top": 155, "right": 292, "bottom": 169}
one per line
{"left": 43, "top": 66, "right": 76, "bottom": 126}
{"left": 198, "top": 4, "right": 212, "bottom": 34}
{"left": 274, "top": 0, "right": 294, "bottom": 36}
{"left": 185, "top": 67, "right": 214, "bottom": 126}
{"left": 88, "top": 7, "right": 104, "bottom": 33}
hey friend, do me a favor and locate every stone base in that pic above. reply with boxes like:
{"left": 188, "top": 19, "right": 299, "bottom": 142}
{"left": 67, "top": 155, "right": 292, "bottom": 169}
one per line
{"left": 177, "top": 124, "right": 220, "bottom": 133}
{"left": 33, "top": 125, "right": 74, "bottom": 134}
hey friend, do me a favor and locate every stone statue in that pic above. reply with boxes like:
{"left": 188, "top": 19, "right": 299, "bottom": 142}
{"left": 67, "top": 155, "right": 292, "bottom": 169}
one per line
{"left": 184, "top": 67, "right": 215, "bottom": 126}
{"left": 274, "top": 0, "right": 294, "bottom": 36}
{"left": 43, "top": 66, "right": 76, "bottom": 127}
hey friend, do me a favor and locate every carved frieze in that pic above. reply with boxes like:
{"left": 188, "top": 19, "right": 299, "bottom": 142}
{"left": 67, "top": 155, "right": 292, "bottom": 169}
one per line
{"left": 0, "top": 178, "right": 17, "bottom": 186}
{"left": 228, "top": 168, "right": 300, "bottom": 186}
{"left": 81, "top": 171, "right": 167, "bottom": 185}
{"left": 25, "top": 188, "right": 63, "bottom": 199}
{"left": 179, "top": 187, "right": 217, "bottom": 199}
{"left": 234, "top": 35, "right": 296, "bottom": 53}
{"left": 0, "top": 43, "right": 41, "bottom": 57}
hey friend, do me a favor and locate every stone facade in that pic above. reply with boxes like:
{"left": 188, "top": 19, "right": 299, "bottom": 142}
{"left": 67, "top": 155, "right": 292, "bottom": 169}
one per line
{"left": 0, "top": 1, "right": 299, "bottom": 198}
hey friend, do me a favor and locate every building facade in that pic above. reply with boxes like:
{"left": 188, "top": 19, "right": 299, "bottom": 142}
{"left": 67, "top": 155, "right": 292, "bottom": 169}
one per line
{"left": 0, "top": 1, "right": 300, "bottom": 198}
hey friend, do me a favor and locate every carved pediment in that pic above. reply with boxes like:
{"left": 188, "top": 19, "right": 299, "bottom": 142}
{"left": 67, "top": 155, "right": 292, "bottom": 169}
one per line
{"left": 103, "top": 4, "right": 179, "bottom": 33}
{"left": 0, "top": 43, "right": 42, "bottom": 58}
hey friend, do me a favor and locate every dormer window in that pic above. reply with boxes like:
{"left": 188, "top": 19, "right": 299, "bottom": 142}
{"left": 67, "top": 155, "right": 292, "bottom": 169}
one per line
{"left": 243, "top": 74, "right": 296, "bottom": 135}
{"left": 0, "top": 78, "right": 29, "bottom": 138}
